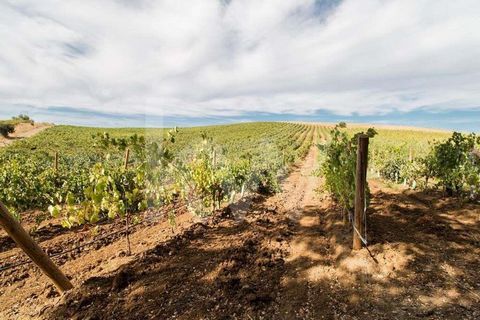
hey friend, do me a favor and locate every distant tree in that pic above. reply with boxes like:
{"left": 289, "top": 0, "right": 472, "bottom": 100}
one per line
{"left": 11, "top": 114, "right": 34, "bottom": 125}
{"left": 0, "top": 124, "right": 15, "bottom": 137}
{"left": 12, "top": 114, "right": 31, "bottom": 121}
{"left": 338, "top": 121, "right": 347, "bottom": 128}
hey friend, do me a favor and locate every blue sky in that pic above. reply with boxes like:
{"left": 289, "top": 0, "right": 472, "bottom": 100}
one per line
{"left": 1, "top": 0, "right": 479, "bottom": 131}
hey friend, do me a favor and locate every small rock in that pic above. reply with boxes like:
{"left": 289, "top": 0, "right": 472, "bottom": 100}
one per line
{"left": 267, "top": 206, "right": 277, "bottom": 212}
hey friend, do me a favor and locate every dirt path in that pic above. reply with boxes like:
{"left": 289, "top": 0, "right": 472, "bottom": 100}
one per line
{"left": 273, "top": 131, "right": 319, "bottom": 217}
{"left": 0, "top": 123, "right": 51, "bottom": 147}
{"left": 267, "top": 131, "right": 338, "bottom": 318}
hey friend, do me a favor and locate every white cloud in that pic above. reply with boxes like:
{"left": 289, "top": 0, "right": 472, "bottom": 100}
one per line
{"left": 0, "top": 0, "right": 479, "bottom": 119}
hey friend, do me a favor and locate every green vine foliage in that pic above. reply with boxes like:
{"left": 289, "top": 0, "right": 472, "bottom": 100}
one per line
{"left": 49, "top": 163, "right": 147, "bottom": 228}
{"left": 319, "top": 124, "right": 377, "bottom": 214}
{"left": 427, "top": 132, "right": 480, "bottom": 197}
{"left": 370, "top": 131, "right": 480, "bottom": 200}
{"left": 48, "top": 129, "right": 178, "bottom": 228}
{"left": 0, "top": 155, "right": 90, "bottom": 219}
{"left": 170, "top": 135, "right": 253, "bottom": 216}
{"left": 48, "top": 127, "right": 279, "bottom": 226}
{"left": 1, "top": 123, "right": 313, "bottom": 226}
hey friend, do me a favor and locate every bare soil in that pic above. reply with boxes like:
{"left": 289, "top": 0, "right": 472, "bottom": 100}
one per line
{"left": 1, "top": 145, "right": 479, "bottom": 319}
{"left": 0, "top": 122, "right": 52, "bottom": 147}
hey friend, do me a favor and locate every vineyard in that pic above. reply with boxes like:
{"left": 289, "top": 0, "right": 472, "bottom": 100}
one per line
{"left": 0, "top": 122, "right": 479, "bottom": 319}
{"left": 0, "top": 122, "right": 314, "bottom": 219}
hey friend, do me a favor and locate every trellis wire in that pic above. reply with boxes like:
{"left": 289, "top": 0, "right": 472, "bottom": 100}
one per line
{"left": 0, "top": 202, "right": 193, "bottom": 273}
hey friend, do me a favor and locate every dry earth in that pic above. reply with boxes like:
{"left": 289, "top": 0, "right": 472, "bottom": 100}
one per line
{"left": 0, "top": 122, "right": 52, "bottom": 147}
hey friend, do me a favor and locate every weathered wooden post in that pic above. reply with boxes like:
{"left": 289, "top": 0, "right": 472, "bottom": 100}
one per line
{"left": 353, "top": 134, "right": 369, "bottom": 250}
{"left": 0, "top": 201, "right": 73, "bottom": 292}
{"left": 124, "top": 148, "right": 130, "bottom": 170}
{"left": 123, "top": 147, "right": 131, "bottom": 254}
{"left": 212, "top": 149, "right": 217, "bottom": 167}
{"left": 54, "top": 151, "right": 59, "bottom": 172}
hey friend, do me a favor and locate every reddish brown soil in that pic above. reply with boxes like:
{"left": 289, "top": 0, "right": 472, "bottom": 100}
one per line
{"left": 0, "top": 122, "right": 52, "bottom": 147}
{"left": 1, "top": 145, "right": 479, "bottom": 319}
{"left": 0, "top": 207, "right": 197, "bottom": 319}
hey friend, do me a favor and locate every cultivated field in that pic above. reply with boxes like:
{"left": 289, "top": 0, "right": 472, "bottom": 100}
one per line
{"left": 0, "top": 122, "right": 479, "bottom": 319}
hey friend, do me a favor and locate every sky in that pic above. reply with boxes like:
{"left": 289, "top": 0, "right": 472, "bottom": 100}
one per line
{"left": 0, "top": 0, "right": 479, "bottom": 131}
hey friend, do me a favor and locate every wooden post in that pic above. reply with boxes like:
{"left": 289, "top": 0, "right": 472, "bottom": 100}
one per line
{"left": 0, "top": 201, "right": 73, "bottom": 292}
{"left": 123, "top": 147, "right": 131, "bottom": 254}
{"left": 212, "top": 150, "right": 217, "bottom": 167}
{"left": 124, "top": 148, "right": 130, "bottom": 170}
{"left": 353, "top": 135, "right": 369, "bottom": 250}
{"left": 54, "top": 152, "right": 59, "bottom": 172}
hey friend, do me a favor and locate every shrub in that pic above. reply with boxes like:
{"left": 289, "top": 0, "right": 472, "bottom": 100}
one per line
{"left": 423, "top": 132, "right": 480, "bottom": 197}
{"left": 0, "top": 123, "right": 15, "bottom": 137}
{"left": 12, "top": 114, "right": 30, "bottom": 121}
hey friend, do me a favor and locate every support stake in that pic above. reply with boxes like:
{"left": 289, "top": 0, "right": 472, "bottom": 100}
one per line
{"left": 124, "top": 148, "right": 130, "bottom": 170}
{"left": 54, "top": 151, "right": 59, "bottom": 172}
{"left": 0, "top": 201, "right": 73, "bottom": 292}
{"left": 353, "top": 135, "right": 369, "bottom": 250}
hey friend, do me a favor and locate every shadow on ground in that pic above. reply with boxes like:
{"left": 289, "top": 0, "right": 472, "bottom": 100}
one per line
{"left": 44, "top": 188, "right": 480, "bottom": 320}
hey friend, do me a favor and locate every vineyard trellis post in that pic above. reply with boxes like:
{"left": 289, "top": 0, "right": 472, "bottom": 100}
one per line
{"left": 123, "top": 147, "right": 131, "bottom": 255}
{"left": 353, "top": 134, "right": 369, "bottom": 250}
{"left": 54, "top": 151, "right": 59, "bottom": 172}
{"left": 124, "top": 148, "right": 130, "bottom": 170}
{"left": 0, "top": 201, "right": 73, "bottom": 292}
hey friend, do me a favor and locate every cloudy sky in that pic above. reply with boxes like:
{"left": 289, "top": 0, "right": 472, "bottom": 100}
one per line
{"left": 1, "top": 0, "right": 479, "bottom": 130}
